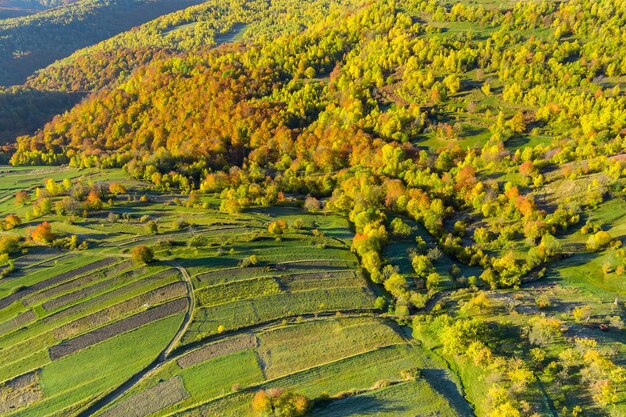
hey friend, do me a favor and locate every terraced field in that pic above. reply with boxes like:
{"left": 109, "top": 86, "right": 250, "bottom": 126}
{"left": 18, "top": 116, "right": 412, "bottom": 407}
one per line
{"left": 0, "top": 166, "right": 467, "bottom": 416}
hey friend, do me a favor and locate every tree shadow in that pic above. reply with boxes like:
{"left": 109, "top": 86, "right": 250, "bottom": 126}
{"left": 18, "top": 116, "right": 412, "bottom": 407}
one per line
{"left": 421, "top": 368, "right": 475, "bottom": 417}
{"left": 312, "top": 395, "right": 409, "bottom": 416}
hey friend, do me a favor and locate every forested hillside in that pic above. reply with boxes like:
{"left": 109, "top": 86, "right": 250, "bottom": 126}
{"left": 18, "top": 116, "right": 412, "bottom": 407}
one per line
{"left": 1, "top": 0, "right": 626, "bottom": 415}
{"left": 0, "top": 86, "right": 84, "bottom": 144}
{"left": 0, "top": 0, "right": 349, "bottom": 144}
{"left": 0, "top": 0, "right": 78, "bottom": 19}
{"left": 26, "top": 0, "right": 349, "bottom": 91}
{"left": 0, "top": 0, "right": 205, "bottom": 85}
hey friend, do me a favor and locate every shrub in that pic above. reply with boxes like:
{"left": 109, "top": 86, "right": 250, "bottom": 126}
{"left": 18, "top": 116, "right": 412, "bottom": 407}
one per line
{"left": 251, "top": 389, "right": 310, "bottom": 417}
{"left": 572, "top": 305, "right": 592, "bottom": 323}
{"left": 131, "top": 245, "right": 154, "bottom": 264}
{"left": 108, "top": 182, "right": 127, "bottom": 195}
{"left": 145, "top": 220, "right": 158, "bottom": 235}
{"left": 526, "top": 316, "right": 562, "bottom": 346}
{"left": 240, "top": 255, "right": 259, "bottom": 268}
{"left": 395, "top": 304, "right": 410, "bottom": 318}
{"left": 15, "top": 190, "right": 30, "bottom": 205}
{"left": 384, "top": 273, "right": 408, "bottom": 298}
{"left": 291, "top": 218, "right": 304, "bottom": 231}
{"left": 441, "top": 318, "right": 487, "bottom": 355}
{"left": 3, "top": 214, "right": 21, "bottom": 230}
{"left": 586, "top": 231, "right": 612, "bottom": 251}
{"left": 53, "top": 235, "right": 87, "bottom": 251}
{"left": 303, "top": 196, "right": 321, "bottom": 212}
{"left": 0, "top": 235, "right": 21, "bottom": 255}
{"left": 390, "top": 218, "right": 412, "bottom": 238}
{"left": 535, "top": 294, "right": 552, "bottom": 309}
{"left": 175, "top": 218, "right": 190, "bottom": 229}
{"left": 220, "top": 198, "right": 241, "bottom": 214}
{"left": 268, "top": 220, "right": 287, "bottom": 235}
{"left": 374, "top": 296, "right": 387, "bottom": 310}
{"left": 31, "top": 222, "right": 55, "bottom": 244}
{"left": 400, "top": 368, "right": 421, "bottom": 381}
{"left": 411, "top": 254, "right": 432, "bottom": 277}
{"left": 426, "top": 272, "right": 442, "bottom": 292}
{"left": 188, "top": 235, "right": 209, "bottom": 247}
{"left": 426, "top": 247, "right": 442, "bottom": 261}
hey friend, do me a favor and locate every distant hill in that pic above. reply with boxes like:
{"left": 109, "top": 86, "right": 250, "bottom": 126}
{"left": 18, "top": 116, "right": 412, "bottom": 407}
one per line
{"left": 0, "top": 0, "right": 205, "bottom": 86}
{"left": 0, "top": 0, "right": 347, "bottom": 145}
{"left": 0, "top": 0, "right": 78, "bottom": 19}
{"left": 25, "top": 0, "right": 346, "bottom": 92}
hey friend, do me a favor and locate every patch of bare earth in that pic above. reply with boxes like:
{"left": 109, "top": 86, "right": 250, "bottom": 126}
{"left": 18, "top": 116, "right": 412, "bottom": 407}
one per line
{"left": 97, "top": 376, "right": 189, "bottom": 417}
{"left": 0, "top": 258, "right": 116, "bottom": 310}
{"left": 0, "top": 309, "right": 36, "bottom": 335}
{"left": 53, "top": 282, "right": 187, "bottom": 340}
{"left": 49, "top": 298, "right": 188, "bottom": 360}
{"left": 0, "top": 371, "right": 43, "bottom": 414}
{"left": 41, "top": 266, "right": 149, "bottom": 312}
{"left": 24, "top": 260, "right": 134, "bottom": 306}
{"left": 177, "top": 333, "right": 257, "bottom": 368}
{"left": 43, "top": 268, "right": 181, "bottom": 323}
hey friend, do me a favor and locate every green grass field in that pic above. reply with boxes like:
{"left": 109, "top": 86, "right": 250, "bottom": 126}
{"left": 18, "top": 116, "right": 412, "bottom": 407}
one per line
{"left": 1, "top": 157, "right": 624, "bottom": 417}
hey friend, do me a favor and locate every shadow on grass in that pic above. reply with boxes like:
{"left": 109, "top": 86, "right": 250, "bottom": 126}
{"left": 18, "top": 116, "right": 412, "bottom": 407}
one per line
{"left": 312, "top": 395, "right": 409, "bottom": 417}
{"left": 421, "top": 368, "right": 474, "bottom": 417}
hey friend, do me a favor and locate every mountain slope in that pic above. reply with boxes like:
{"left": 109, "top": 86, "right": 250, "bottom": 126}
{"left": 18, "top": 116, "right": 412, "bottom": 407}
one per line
{"left": 0, "top": 0, "right": 351, "bottom": 145}
{"left": 25, "top": 0, "right": 349, "bottom": 92}
{"left": 0, "top": 0, "right": 78, "bottom": 19}
{"left": 0, "top": 0, "right": 205, "bottom": 86}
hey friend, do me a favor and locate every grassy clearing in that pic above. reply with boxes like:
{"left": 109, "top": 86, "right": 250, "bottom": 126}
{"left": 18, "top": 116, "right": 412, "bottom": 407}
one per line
{"left": 196, "top": 277, "right": 282, "bottom": 307}
{"left": 98, "top": 376, "right": 190, "bottom": 417}
{"left": 181, "top": 343, "right": 450, "bottom": 416}
{"left": 185, "top": 287, "right": 376, "bottom": 344}
{"left": 1, "top": 167, "right": 388, "bottom": 415}
{"left": 257, "top": 317, "right": 404, "bottom": 378}
{"left": 312, "top": 380, "right": 459, "bottom": 417}
{"left": 0, "top": 267, "right": 181, "bottom": 381}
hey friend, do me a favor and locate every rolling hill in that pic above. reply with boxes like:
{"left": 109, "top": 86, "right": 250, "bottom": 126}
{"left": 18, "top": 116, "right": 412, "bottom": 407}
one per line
{"left": 0, "top": 0, "right": 205, "bottom": 86}
{"left": 0, "top": 0, "right": 625, "bottom": 416}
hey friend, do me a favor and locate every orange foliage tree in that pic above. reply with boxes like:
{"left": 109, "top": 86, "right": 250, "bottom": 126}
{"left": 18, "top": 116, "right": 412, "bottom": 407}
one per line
{"left": 31, "top": 222, "right": 55, "bottom": 244}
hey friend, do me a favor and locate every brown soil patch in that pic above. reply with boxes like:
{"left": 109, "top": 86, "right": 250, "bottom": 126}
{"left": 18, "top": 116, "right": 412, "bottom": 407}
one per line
{"left": 53, "top": 282, "right": 187, "bottom": 340}
{"left": 0, "top": 258, "right": 116, "bottom": 310}
{"left": 41, "top": 266, "right": 148, "bottom": 312}
{"left": 49, "top": 298, "right": 187, "bottom": 360}
{"left": 0, "top": 371, "right": 43, "bottom": 414}
{"left": 98, "top": 376, "right": 189, "bottom": 417}
{"left": 44, "top": 268, "right": 181, "bottom": 323}
{"left": 24, "top": 260, "right": 134, "bottom": 306}
{"left": 0, "top": 309, "right": 36, "bottom": 335}
{"left": 177, "top": 333, "right": 256, "bottom": 368}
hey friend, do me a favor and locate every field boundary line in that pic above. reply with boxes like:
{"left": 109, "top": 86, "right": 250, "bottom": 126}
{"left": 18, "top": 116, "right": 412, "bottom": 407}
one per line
{"left": 74, "top": 265, "right": 193, "bottom": 417}
{"left": 164, "top": 264, "right": 196, "bottom": 358}
{"left": 164, "top": 342, "right": 411, "bottom": 416}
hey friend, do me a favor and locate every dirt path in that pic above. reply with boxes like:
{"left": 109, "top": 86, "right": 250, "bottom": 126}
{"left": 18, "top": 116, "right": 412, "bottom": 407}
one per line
{"left": 163, "top": 264, "right": 196, "bottom": 358}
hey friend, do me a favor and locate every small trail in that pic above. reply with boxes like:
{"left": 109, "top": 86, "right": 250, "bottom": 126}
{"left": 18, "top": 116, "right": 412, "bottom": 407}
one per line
{"left": 163, "top": 264, "right": 196, "bottom": 358}
{"left": 76, "top": 263, "right": 195, "bottom": 417}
